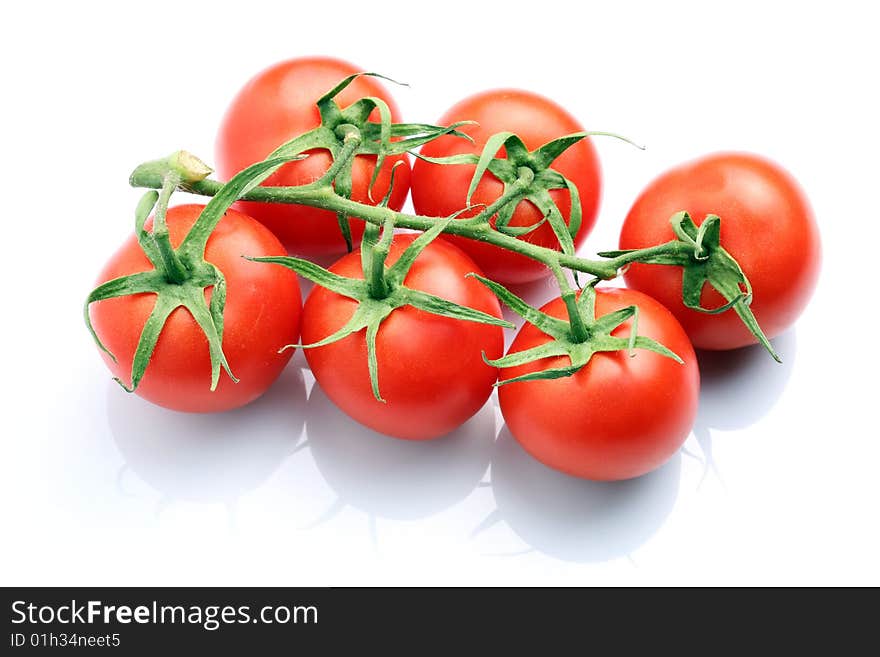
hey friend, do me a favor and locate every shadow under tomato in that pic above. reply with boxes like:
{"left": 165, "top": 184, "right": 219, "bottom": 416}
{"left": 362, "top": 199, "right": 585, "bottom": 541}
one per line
{"left": 106, "top": 365, "right": 308, "bottom": 508}
{"left": 696, "top": 328, "right": 797, "bottom": 431}
{"left": 689, "top": 329, "right": 797, "bottom": 485}
{"left": 475, "top": 428, "right": 682, "bottom": 563}
{"left": 300, "top": 383, "right": 495, "bottom": 524}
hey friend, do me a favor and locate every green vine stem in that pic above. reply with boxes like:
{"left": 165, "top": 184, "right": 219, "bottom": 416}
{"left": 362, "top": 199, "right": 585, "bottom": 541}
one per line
{"left": 132, "top": 166, "right": 692, "bottom": 280}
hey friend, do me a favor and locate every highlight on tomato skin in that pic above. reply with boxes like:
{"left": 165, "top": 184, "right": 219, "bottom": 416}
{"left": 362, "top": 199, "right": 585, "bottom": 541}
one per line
{"left": 300, "top": 235, "right": 506, "bottom": 441}
{"left": 497, "top": 288, "right": 700, "bottom": 482}
{"left": 215, "top": 56, "right": 412, "bottom": 256}
{"left": 411, "top": 88, "right": 602, "bottom": 285}
{"left": 89, "top": 205, "right": 302, "bottom": 413}
{"left": 619, "top": 151, "right": 821, "bottom": 352}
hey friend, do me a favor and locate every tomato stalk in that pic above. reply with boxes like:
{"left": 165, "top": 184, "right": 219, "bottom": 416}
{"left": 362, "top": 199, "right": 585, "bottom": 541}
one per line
{"left": 151, "top": 172, "right": 190, "bottom": 284}
{"left": 549, "top": 264, "right": 590, "bottom": 343}
{"left": 364, "top": 215, "right": 395, "bottom": 299}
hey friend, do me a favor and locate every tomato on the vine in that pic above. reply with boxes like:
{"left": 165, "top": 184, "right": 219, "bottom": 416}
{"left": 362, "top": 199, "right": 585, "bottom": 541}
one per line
{"left": 301, "top": 235, "right": 504, "bottom": 440}
{"left": 498, "top": 288, "right": 699, "bottom": 481}
{"left": 90, "top": 204, "right": 302, "bottom": 412}
{"left": 619, "top": 152, "right": 820, "bottom": 351}
{"left": 411, "top": 89, "right": 601, "bottom": 284}
{"left": 215, "top": 56, "right": 411, "bottom": 255}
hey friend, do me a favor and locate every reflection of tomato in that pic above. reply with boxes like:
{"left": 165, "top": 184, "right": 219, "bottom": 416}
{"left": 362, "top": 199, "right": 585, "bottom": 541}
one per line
{"left": 301, "top": 235, "right": 504, "bottom": 440}
{"left": 488, "top": 429, "right": 682, "bottom": 562}
{"left": 620, "top": 152, "right": 821, "bottom": 350}
{"left": 108, "top": 367, "right": 307, "bottom": 502}
{"left": 498, "top": 288, "right": 699, "bottom": 481}
{"left": 215, "top": 56, "right": 411, "bottom": 255}
{"left": 90, "top": 205, "right": 302, "bottom": 413}
{"left": 411, "top": 89, "right": 601, "bottom": 284}
{"left": 304, "top": 385, "right": 495, "bottom": 520}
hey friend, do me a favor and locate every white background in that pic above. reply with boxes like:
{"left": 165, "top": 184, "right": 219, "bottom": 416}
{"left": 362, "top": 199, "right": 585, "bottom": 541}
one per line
{"left": 2, "top": 0, "right": 878, "bottom": 586}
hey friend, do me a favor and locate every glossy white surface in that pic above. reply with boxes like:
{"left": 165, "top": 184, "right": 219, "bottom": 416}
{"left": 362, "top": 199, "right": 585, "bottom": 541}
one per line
{"left": 2, "top": 0, "right": 878, "bottom": 585}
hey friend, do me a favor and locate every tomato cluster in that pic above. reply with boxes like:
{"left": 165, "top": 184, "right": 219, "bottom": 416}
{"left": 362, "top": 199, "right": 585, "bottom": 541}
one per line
{"left": 88, "top": 57, "right": 820, "bottom": 482}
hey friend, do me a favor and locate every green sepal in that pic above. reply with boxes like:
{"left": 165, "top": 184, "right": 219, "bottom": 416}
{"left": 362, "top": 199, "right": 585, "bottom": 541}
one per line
{"left": 316, "top": 72, "right": 406, "bottom": 118}
{"left": 597, "top": 212, "right": 780, "bottom": 362}
{"left": 373, "top": 121, "right": 474, "bottom": 139}
{"left": 596, "top": 247, "right": 692, "bottom": 266}
{"left": 179, "top": 275, "right": 237, "bottom": 391}
{"left": 397, "top": 288, "right": 514, "bottom": 329}
{"left": 361, "top": 121, "right": 475, "bottom": 156}
{"left": 247, "top": 255, "right": 367, "bottom": 301}
{"left": 562, "top": 176, "right": 582, "bottom": 238}
{"left": 89, "top": 263, "right": 238, "bottom": 393}
{"left": 531, "top": 133, "right": 589, "bottom": 169}
{"left": 84, "top": 271, "right": 167, "bottom": 362}
{"left": 481, "top": 340, "right": 570, "bottom": 369}
{"left": 114, "top": 293, "right": 178, "bottom": 392}
{"left": 409, "top": 152, "right": 479, "bottom": 166}
{"left": 468, "top": 132, "right": 522, "bottom": 205}
{"left": 494, "top": 211, "right": 547, "bottom": 237}
{"left": 134, "top": 191, "right": 162, "bottom": 269}
{"left": 493, "top": 200, "right": 519, "bottom": 235}
{"left": 365, "top": 313, "right": 389, "bottom": 402}
{"left": 467, "top": 274, "right": 570, "bottom": 339}
{"left": 347, "top": 95, "right": 393, "bottom": 198}
{"left": 532, "top": 131, "right": 643, "bottom": 169}
{"left": 267, "top": 128, "right": 337, "bottom": 160}
{"left": 470, "top": 276, "right": 683, "bottom": 386}
{"left": 527, "top": 190, "right": 575, "bottom": 255}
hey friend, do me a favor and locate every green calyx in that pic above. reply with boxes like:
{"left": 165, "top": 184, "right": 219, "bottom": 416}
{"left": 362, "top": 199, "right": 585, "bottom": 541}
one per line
{"left": 251, "top": 199, "right": 514, "bottom": 402}
{"left": 414, "top": 130, "right": 641, "bottom": 253}
{"left": 471, "top": 276, "right": 682, "bottom": 386}
{"left": 263, "top": 72, "right": 473, "bottom": 251}
{"left": 599, "top": 211, "right": 780, "bottom": 362}
{"left": 85, "top": 152, "right": 305, "bottom": 393}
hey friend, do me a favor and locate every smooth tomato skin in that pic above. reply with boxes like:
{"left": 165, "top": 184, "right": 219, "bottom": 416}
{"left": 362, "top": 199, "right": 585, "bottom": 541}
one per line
{"left": 90, "top": 205, "right": 302, "bottom": 413}
{"left": 498, "top": 288, "right": 699, "bottom": 481}
{"left": 302, "top": 235, "right": 504, "bottom": 440}
{"left": 216, "top": 57, "right": 411, "bottom": 255}
{"left": 411, "top": 89, "right": 601, "bottom": 284}
{"left": 620, "top": 152, "right": 821, "bottom": 350}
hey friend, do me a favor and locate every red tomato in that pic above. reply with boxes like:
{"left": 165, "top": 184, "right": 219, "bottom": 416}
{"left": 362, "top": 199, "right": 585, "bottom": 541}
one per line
{"left": 90, "top": 204, "right": 302, "bottom": 412}
{"left": 411, "top": 89, "right": 601, "bottom": 284}
{"left": 302, "top": 235, "right": 504, "bottom": 440}
{"left": 619, "top": 152, "right": 820, "bottom": 350}
{"left": 215, "top": 57, "right": 411, "bottom": 255}
{"left": 498, "top": 288, "right": 699, "bottom": 481}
